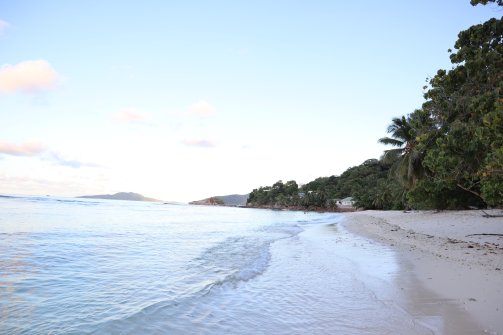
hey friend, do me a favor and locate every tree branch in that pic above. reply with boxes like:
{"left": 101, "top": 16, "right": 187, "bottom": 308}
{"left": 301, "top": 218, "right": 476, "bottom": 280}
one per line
{"left": 456, "top": 183, "right": 483, "bottom": 199}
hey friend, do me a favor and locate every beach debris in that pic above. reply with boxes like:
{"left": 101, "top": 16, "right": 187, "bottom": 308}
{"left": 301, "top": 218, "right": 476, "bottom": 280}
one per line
{"left": 480, "top": 210, "right": 503, "bottom": 218}
{"left": 465, "top": 234, "right": 503, "bottom": 238}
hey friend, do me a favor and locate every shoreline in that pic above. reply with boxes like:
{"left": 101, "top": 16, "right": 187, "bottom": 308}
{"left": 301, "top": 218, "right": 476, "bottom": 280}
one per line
{"left": 341, "top": 210, "right": 503, "bottom": 334}
{"left": 190, "top": 203, "right": 357, "bottom": 213}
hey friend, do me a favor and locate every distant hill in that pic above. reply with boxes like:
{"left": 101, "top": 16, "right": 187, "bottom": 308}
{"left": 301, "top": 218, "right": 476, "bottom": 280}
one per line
{"left": 190, "top": 194, "right": 249, "bottom": 207}
{"left": 77, "top": 192, "right": 161, "bottom": 202}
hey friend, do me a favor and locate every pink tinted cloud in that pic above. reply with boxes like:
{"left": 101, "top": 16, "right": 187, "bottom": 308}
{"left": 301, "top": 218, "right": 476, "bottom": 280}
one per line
{"left": 0, "top": 140, "right": 47, "bottom": 156}
{"left": 0, "top": 140, "right": 98, "bottom": 169}
{"left": 180, "top": 138, "right": 216, "bottom": 148}
{"left": 188, "top": 100, "right": 215, "bottom": 117}
{"left": 113, "top": 109, "right": 148, "bottom": 123}
{"left": 0, "top": 20, "right": 9, "bottom": 33}
{"left": 0, "top": 60, "right": 59, "bottom": 93}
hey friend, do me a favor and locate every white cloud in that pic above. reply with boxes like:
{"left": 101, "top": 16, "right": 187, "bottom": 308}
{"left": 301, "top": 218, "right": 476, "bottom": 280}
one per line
{"left": 0, "top": 60, "right": 59, "bottom": 93}
{"left": 113, "top": 108, "right": 148, "bottom": 123}
{"left": 180, "top": 138, "right": 216, "bottom": 148}
{"left": 0, "top": 166, "right": 109, "bottom": 198}
{"left": 0, "top": 140, "right": 47, "bottom": 156}
{"left": 44, "top": 151, "right": 100, "bottom": 169}
{"left": 188, "top": 100, "right": 215, "bottom": 117}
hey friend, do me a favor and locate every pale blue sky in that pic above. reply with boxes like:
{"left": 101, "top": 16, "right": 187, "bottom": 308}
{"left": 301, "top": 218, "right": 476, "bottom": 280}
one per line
{"left": 0, "top": 1, "right": 499, "bottom": 201}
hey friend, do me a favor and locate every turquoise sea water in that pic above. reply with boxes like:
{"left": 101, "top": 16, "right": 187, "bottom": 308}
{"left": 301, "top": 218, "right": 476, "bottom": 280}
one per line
{"left": 0, "top": 195, "right": 476, "bottom": 334}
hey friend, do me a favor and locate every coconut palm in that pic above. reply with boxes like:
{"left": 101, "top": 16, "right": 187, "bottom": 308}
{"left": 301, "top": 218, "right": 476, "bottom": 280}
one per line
{"left": 379, "top": 115, "right": 424, "bottom": 190}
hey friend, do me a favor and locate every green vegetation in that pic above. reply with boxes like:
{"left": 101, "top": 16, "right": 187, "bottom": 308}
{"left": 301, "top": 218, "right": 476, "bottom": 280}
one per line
{"left": 247, "top": 180, "right": 302, "bottom": 208}
{"left": 247, "top": 160, "right": 404, "bottom": 210}
{"left": 248, "top": 1, "right": 502, "bottom": 210}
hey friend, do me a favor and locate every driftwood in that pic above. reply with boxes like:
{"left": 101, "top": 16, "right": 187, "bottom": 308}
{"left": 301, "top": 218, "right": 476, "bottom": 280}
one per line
{"left": 465, "top": 233, "right": 503, "bottom": 237}
{"left": 481, "top": 210, "right": 503, "bottom": 218}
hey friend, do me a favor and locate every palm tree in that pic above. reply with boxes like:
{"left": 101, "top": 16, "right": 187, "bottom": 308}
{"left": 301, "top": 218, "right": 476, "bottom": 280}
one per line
{"left": 378, "top": 115, "right": 423, "bottom": 190}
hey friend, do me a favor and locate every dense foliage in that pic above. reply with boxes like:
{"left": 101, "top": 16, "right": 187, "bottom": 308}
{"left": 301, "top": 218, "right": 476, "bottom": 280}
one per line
{"left": 407, "top": 8, "right": 503, "bottom": 208}
{"left": 247, "top": 159, "right": 404, "bottom": 210}
{"left": 247, "top": 180, "right": 301, "bottom": 207}
{"left": 247, "top": 1, "right": 502, "bottom": 210}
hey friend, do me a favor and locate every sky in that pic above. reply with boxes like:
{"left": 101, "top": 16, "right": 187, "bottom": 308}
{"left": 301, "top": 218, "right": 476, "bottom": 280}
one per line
{"left": 0, "top": 1, "right": 500, "bottom": 202}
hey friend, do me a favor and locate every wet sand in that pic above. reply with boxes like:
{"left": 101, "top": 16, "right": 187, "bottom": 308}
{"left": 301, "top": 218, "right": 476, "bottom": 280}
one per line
{"left": 342, "top": 210, "right": 503, "bottom": 334}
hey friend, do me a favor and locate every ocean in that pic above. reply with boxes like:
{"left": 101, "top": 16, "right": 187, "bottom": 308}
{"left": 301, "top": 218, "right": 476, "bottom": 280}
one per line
{"left": 0, "top": 195, "right": 474, "bottom": 334}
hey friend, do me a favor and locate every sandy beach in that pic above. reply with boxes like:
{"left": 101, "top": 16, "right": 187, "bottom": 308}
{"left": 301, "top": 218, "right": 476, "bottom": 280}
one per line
{"left": 342, "top": 210, "right": 503, "bottom": 334}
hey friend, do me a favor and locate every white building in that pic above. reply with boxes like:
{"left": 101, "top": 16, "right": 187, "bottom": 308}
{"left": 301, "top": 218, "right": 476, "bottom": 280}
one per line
{"left": 338, "top": 197, "right": 354, "bottom": 207}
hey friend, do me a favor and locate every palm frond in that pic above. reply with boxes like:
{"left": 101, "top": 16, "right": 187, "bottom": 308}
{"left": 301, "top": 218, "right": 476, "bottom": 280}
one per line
{"left": 378, "top": 137, "right": 404, "bottom": 147}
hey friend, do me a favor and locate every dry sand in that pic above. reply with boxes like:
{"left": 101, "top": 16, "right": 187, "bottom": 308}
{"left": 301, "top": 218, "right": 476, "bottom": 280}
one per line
{"left": 342, "top": 209, "right": 503, "bottom": 334}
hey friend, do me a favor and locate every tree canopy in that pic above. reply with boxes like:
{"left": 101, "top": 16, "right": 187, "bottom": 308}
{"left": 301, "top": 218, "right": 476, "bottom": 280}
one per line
{"left": 408, "top": 14, "right": 503, "bottom": 208}
{"left": 470, "top": 0, "right": 503, "bottom": 6}
{"left": 247, "top": 1, "right": 502, "bottom": 210}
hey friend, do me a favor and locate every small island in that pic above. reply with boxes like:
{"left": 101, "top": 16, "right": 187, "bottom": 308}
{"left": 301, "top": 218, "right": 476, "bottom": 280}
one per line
{"left": 190, "top": 194, "right": 249, "bottom": 207}
{"left": 77, "top": 192, "right": 161, "bottom": 202}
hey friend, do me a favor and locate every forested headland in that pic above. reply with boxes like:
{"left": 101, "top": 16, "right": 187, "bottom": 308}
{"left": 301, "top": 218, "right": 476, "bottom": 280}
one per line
{"left": 247, "top": 0, "right": 503, "bottom": 211}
